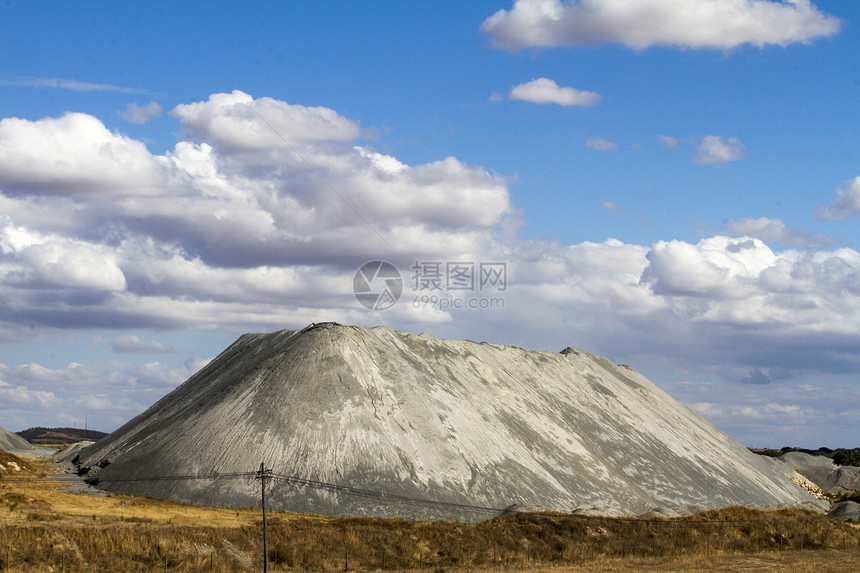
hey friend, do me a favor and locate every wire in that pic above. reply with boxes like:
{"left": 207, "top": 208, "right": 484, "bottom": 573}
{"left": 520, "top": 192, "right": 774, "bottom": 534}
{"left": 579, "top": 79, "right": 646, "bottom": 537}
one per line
{"left": 86, "top": 471, "right": 256, "bottom": 483}
{"left": 269, "top": 471, "right": 503, "bottom": 516}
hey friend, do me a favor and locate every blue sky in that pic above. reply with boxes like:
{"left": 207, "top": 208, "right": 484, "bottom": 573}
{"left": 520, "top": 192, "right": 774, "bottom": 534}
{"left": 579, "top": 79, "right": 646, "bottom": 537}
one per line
{"left": 1, "top": 1, "right": 858, "bottom": 447}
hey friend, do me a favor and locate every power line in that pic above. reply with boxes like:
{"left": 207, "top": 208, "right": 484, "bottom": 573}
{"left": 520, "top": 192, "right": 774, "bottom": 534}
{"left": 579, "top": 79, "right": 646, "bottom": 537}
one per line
{"left": 269, "top": 471, "right": 503, "bottom": 516}
{"left": 85, "top": 471, "right": 256, "bottom": 483}
{"left": 0, "top": 472, "right": 254, "bottom": 486}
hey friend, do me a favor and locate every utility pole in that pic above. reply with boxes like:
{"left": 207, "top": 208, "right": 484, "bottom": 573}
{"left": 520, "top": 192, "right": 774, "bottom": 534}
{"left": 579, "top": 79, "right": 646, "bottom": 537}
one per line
{"left": 256, "top": 462, "right": 273, "bottom": 573}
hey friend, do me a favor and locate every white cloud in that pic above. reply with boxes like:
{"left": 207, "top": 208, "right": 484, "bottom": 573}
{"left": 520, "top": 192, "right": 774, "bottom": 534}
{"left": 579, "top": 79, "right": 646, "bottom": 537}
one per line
{"left": 111, "top": 335, "right": 175, "bottom": 353}
{"left": 0, "top": 95, "right": 510, "bottom": 275}
{"left": 728, "top": 217, "right": 838, "bottom": 248}
{"left": 640, "top": 236, "right": 860, "bottom": 338}
{"left": 0, "top": 92, "right": 513, "bottom": 337}
{"left": 586, "top": 137, "right": 618, "bottom": 151}
{"left": 0, "top": 113, "right": 163, "bottom": 195}
{"left": 0, "top": 77, "right": 148, "bottom": 93}
{"left": 481, "top": 0, "right": 840, "bottom": 51}
{"left": 119, "top": 101, "right": 163, "bottom": 124}
{"left": 170, "top": 90, "right": 361, "bottom": 148}
{"left": 642, "top": 236, "right": 777, "bottom": 298}
{"left": 2, "top": 92, "right": 860, "bottom": 445}
{"left": 656, "top": 134, "right": 678, "bottom": 148}
{"left": 694, "top": 135, "right": 744, "bottom": 164}
{"left": 0, "top": 359, "right": 207, "bottom": 431}
{"left": 0, "top": 222, "right": 127, "bottom": 291}
{"left": 0, "top": 94, "right": 858, "bottom": 356}
{"left": 815, "top": 176, "right": 860, "bottom": 221}
{"left": 0, "top": 378, "right": 59, "bottom": 407}
{"left": 508, "top": 77, "right": 601, "bottom": 106}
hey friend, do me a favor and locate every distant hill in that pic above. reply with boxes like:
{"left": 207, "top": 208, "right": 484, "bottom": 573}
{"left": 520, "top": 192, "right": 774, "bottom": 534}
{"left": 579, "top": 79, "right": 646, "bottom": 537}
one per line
{"left": 17, "top": 427, "right": 107, "bottom": 445}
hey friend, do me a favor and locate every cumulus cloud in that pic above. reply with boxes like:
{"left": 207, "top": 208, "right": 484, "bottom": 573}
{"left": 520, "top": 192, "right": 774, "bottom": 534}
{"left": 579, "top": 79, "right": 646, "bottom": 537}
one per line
{"left": 694, "top": 135, "right": 744, "bottom": 164}
{"left": 815, "top": 176, "right": 860, "bottom": 221}
{"left": 0, "top": 92, "right": 510, "bottom": 274}
{"left": 728, "top": 217, "right": 838, "bottom": 248}
{"left": 0, "top": 92, "right": 513, "bottom": 338}
{"left": 111, "top": 335, "right": 175, "bottom": 353}
{"left": 1, "top": 93, "right": 858, "bottom": 355}
{"left": 0, "top": 113, "right": 163, "bottom": 195}
{"left": 641, "top": 236, "right": 776, "bottom": 298}
{"left": 508, "top": 77, "right": 601, "bottom": 106}
{"left": 481, "top": 0, "right": 841, "bottom": 51}
{"left": 639, "top": 236, "right": 860, "bottom": 341}
{"left": 170, "top": 90, "right": 362, "bottom": 148}
{"left": 0, "top": 222, "right": 127, "bottom": 291}
{"left": 586, "top": 137, "right": 618, "bottom": 151}
{"left": 119, "top": 101, "right": 163, "bottom": 124}
{"left": 2, "top": 91, "right": 860, "bottom": 444}
{"left": 0, "top": 379, "right": 59, "bottom": 407}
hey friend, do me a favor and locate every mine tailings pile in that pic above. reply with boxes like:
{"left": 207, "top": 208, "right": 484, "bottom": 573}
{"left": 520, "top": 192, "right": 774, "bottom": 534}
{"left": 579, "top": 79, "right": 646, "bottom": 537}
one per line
{"left": 73, "top": 322, "right": 824, "bottom": 521}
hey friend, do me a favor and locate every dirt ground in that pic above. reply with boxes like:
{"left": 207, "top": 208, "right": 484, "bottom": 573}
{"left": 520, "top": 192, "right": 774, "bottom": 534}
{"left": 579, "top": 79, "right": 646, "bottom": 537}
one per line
{"left": 516, "top": 549, "right": 860, "bottom": 573}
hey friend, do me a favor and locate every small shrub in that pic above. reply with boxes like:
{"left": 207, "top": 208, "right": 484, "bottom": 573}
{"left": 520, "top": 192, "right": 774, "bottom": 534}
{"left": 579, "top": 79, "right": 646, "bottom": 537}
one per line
{"left": 26, "top": 512, "right": 60, "bottom": 521}
{"left": 269, "top": 544, "right": 293, "bottom": 566}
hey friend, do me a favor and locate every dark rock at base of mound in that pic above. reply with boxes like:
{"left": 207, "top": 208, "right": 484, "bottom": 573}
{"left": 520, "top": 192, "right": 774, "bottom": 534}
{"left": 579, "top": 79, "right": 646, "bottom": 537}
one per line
{"left": 74, "top": 323, "right": 825, "bottom": 521}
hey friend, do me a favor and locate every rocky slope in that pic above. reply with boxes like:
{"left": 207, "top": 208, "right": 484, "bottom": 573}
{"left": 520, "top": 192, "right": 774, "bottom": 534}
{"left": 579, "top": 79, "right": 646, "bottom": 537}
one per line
{"left": 75, "top": 323, "right": 823, "bottom": 520}
{"left": 0, "top": 424, "right": 35, "bottom": 454}
{"left": 778, "top": 451, "right": 860, "bottom": 494}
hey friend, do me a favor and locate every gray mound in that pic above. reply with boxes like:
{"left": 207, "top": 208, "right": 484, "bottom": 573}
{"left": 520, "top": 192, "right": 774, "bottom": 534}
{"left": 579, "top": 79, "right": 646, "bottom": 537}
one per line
{"left": 76, "top": 323, "right": 824, "bottom": 521}
{"left": 57, "top": 441, "right": 96, "bottom": 463}
{"left": 0, "top": 424, "right": 36, "bottom": 454}
{"left": 778, "top": 452, "right": 860, "bottom": 494}
{"left": 779, "top": 451, "right": 837, "bottom": 471}
{"left": 828, "top": 500, "right": 860, "bottom": 521}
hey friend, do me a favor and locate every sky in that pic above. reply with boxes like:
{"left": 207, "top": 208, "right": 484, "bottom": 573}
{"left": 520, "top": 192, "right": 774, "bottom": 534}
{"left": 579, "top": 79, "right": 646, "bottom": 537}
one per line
{"left": 0, "top": 0, "right": 858, "bottom": 448}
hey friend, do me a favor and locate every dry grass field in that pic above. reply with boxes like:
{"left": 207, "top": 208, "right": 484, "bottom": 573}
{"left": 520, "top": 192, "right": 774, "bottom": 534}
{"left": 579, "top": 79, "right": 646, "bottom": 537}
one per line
{"left": 1, "top": 450, "right": 859, "bottom": 572}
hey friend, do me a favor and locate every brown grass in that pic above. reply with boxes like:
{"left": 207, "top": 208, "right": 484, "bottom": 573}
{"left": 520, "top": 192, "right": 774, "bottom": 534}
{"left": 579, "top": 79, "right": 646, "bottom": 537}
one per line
{"left": 0, "top": 450, "right": 28, "bottom": 471}
{"left": 1, "top": 453, "right": 859, "bottom": 572}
